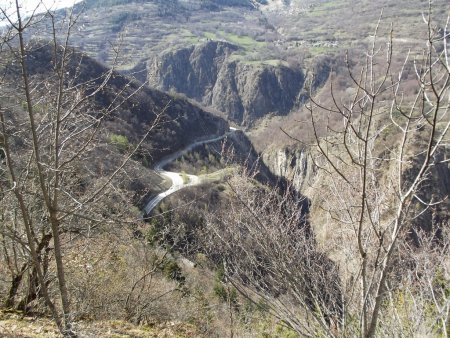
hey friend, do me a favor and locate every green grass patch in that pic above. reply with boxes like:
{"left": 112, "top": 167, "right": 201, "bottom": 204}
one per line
{"left": 199, "top": 167, "right": 236, "bottom": 184}
{"left": 180, "top": 171, "right": 189, "bottom": 184}
{"left": 244, "top": 59, "right": 288, "bottom": 67}
{"left": 204, "top": 31, "right": 218, "bottom": 40}
{"left": 307, "top": 0, "right": 346, "bottom": 16}
{"left": 203, "top": 30, "right": 265, "bottom": 52}
{"left": 224, "top": 32, "right": 266, "bottom": 51}
{"left": 109, "top": 133, "right": 130, "bottom": 152}
{"left": 308, "top": 46, "right": 332, "bottom": 55}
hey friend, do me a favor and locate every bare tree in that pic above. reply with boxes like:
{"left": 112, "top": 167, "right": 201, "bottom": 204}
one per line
{"left": 303, "top": 6, "right": 450, "bottom": 337}
{"left": 0, "top": 2, "right": 161, "bottom": 336}
{"left": 203, "top": 4, "right": 449, "bottom": 338}
{"left": 200, "top": 169, "right": 343, "bottom": 337}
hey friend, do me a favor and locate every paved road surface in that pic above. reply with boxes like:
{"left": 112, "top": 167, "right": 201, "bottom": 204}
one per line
{"left": 143, "top": 128, "right": 235, "bottom": 215}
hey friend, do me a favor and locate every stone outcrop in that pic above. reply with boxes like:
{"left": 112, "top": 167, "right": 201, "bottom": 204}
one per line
{"left": 262, "top": 145, "right": 316, "bottom": 193}
{"left": 146, "top": 41, "right": 306, "bottom": 125}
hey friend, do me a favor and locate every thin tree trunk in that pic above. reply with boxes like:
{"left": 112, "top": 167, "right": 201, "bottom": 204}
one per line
{"left": 13, "top": 1, "right": 75, "bottom": 335}
{"left": 4, "top": 263, "right": 26, "bottom": 308}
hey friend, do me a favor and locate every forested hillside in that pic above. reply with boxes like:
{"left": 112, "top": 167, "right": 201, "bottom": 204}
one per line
{"left": 0, "top": 0, "right": 449, "bottom": 337}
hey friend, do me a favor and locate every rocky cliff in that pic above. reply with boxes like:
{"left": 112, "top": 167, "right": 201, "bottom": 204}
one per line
{"left": 262, "top": 145, "right": 317, "bottom": 193}
{"left": 148, "top": 41, "right": 238, "bottom": 102}
{"left": 146, "top": 41, "right": 305, "bottom": 125}
{"left": 261, "top": 142, "right": 450, "bottom": 243}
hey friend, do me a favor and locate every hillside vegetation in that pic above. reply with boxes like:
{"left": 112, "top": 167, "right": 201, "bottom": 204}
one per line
{"left": 0, "top": 1, "right": 449, "bottom": 337}
{"left": 55, "top": 0, "right": 448, "bottom": 67}
{"left": 37, "top": 0, "right": 446, "bottom": 129}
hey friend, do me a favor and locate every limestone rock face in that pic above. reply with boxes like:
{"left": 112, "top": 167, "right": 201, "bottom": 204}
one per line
{"left": 262, "top": 146, "right": 316, "bottom": 193}
{"left": 147, "top": 41, "right": 307, "bottom": 125}
{"left": 148, "top": 41, "right": 238, "bottom": 102}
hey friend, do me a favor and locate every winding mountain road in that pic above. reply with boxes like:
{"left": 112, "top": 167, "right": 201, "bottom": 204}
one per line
{"left": 143, "top": 127, "right": 237, "bottom": 215}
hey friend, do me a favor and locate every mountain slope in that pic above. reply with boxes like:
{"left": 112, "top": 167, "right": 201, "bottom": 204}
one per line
{"left": 146, "top": 40, "right": 305, "bottom": 124}
{"left": 40, "top": 0, "right": 446, "bottom": 128}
